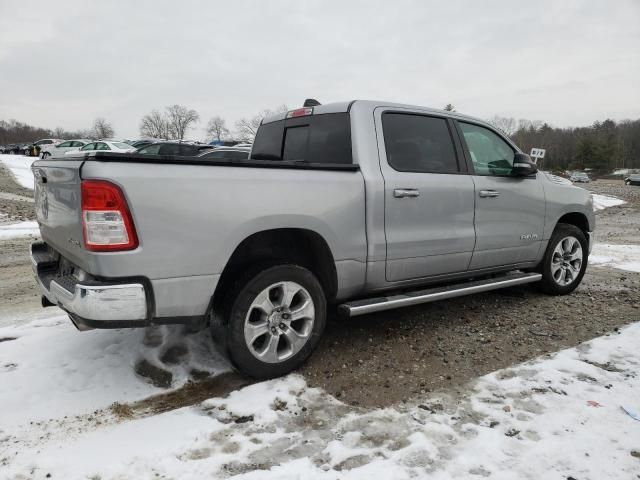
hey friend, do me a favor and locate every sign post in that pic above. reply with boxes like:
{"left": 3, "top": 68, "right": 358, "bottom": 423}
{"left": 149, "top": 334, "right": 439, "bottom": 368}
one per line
{"left": 530, "top": 148, "right": 546, "bottom": 167}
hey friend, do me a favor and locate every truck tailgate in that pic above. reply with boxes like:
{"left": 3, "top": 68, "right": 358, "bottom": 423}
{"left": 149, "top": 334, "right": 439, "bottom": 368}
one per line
{"left": 32, "top": 159, "right": 88, "bottom": 270}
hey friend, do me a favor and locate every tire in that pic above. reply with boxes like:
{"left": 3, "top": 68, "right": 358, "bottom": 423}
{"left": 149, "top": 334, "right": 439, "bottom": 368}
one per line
{"left": 626, "top": 180, "right": 631, "bottom": 186}
{"left": 41, "top": 152, "right": 50, "bottom": 159}
{"left": 217, "top": 264, "right": 326, "bottom": 379}
{"left": 539, "top": 223, "right": 588, "bottom": 295}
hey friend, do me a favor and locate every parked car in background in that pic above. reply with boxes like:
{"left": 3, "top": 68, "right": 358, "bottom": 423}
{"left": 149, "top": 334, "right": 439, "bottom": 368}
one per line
{"left": 3, "top": 143, "right": 28, "bottom": 154}
{"left": 625, "top": 173, "right": 640, "bottom": 186}
{"left": 4, "top": 143, "right": 18, "bottom": 154}
{"left": 136, "top": 141, "right": 214, "bottom": 156}
{"left": 570, "top": 172, "right": 590, "bottom": 183}
{"left": 64, "top": 141, "right": 136, "bottom": 156}
{"left": 25, "top": 139, "right": 62, "bottom": 156}
{"left": 197, "top": 145, "right": 251, "bottom": 160}
{"left": 41, "top": 139, "right": 92, "bottom": 158}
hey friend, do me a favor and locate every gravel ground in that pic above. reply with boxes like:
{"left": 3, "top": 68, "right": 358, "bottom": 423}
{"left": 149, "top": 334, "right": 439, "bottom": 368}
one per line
{"left": 301, "top": 179, "right": 640, "bottom": 407}
{"left": 0, "top": 163, "right": 35, "bottom": 222}
{"left": 1, "top": 164, "right": 638, "bottom": 408}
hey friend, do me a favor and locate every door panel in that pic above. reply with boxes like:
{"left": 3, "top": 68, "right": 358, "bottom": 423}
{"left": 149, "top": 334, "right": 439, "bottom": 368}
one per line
{"left": 470, "top": 175, "right": 545, "bottom": 269}
{"left": 456, "top": 121, "right": 545, "bottom": 269}
{"left": 376, "top": 109, "right": 476, "bottom": 282}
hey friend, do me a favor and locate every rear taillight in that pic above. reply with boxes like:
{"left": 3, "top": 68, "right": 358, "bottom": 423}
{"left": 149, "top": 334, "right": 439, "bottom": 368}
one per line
{"left": 81, "top": 179, "right": 138, "bottom": 251}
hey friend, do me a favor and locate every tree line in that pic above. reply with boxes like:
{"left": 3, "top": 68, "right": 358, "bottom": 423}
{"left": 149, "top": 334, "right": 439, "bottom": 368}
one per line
{"left": 3, "top": 104, "right": 639, "bottom": 173}
{"left": 139, "top": 104, "right": 288, "bottom": 142}
{"left": 488, "top": 116, "right": 640, "bottom": 173}
{"left": 0, "top": 117, "right": 114, "bottom": 144}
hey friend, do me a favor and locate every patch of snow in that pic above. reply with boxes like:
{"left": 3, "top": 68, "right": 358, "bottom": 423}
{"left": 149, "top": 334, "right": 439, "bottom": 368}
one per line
{"left": 2, "top": 313, "right": 640, "bottom": 479}
{"left": 590, "top": 243, "right": 640, "bottom": 273}
{"left": 0, "top": 153, "right": 36, "bottom": 189}
{"left": 591, "top": 193, "right": 626, "bottom": 211}
{"left": 0, "top": 316, "right": 230, "bottom": 428}
{"left": 0, "top": 220, "right": 40, "bottom": 239}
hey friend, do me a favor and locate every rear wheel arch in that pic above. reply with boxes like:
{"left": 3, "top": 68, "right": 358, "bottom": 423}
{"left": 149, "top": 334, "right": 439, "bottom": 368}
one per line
{"left": 212, "top": 228, "right": 338, "bottom": 322}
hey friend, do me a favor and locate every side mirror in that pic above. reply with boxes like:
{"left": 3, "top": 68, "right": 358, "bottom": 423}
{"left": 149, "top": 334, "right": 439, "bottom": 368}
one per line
{"left": 512, "top": 153, "right": 538, "bottom": 176}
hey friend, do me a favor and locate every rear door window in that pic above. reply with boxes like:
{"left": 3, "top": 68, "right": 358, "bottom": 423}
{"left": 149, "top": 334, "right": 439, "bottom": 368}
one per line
{"left": 382, "top": 113, "right": 460, "bottom": 174}
{"left": 252, "top": 113, "right": 351, "bottom": 164}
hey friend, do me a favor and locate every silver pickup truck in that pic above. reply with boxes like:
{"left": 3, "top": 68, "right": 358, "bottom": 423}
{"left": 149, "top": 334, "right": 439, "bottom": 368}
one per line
{"left": 31, "top": 100, "right": 595, "bottom": 378}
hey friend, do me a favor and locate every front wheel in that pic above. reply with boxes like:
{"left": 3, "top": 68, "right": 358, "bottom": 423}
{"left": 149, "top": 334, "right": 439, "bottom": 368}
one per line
{"left": 220, "top": 264, "right": 326, "bottom": 379}
{"left": 539, "top": 223, "right": 588, "bottom": 295}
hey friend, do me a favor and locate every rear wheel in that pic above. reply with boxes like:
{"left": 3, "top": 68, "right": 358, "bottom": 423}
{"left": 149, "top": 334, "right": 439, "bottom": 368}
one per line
{"left": 539, "top": 223, "right": 588, "bottom": 295}
{"left": 217, "top": 264, "right": 326, "bottom": 379}
{"left": 42, "top": 152, "right": 50, "bottom": 159}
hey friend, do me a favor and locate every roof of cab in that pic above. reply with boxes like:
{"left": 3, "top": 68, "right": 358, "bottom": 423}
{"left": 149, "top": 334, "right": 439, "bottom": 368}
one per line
{"left": 261, "top": 100, "right": 491, "bottom": 128}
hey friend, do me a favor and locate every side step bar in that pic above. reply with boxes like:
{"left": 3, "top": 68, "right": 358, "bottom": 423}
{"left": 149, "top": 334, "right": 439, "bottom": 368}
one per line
{"left": 339, "top": 272, "right": 542, "bottom": 317}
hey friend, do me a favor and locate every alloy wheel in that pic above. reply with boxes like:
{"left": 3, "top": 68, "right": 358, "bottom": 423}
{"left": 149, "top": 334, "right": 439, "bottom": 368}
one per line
{"left": 550, "top": 236, "right": 583, "bottom": 286}
{"left": 244, "top": 281, "right": 315, "bottom": 363}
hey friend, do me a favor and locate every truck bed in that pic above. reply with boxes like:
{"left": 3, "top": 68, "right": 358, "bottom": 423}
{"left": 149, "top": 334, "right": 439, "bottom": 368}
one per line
{"left": 32, "top": 152, "right": 367, "bottom": 320}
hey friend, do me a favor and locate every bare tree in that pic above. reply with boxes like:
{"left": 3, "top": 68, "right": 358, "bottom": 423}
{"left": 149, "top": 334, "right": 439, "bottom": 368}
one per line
{"left": 140, "top": 110, "right": 170, "bottom": 139}
{"left": 165, "top": 104, "right": 200, "bottom": 140}
{"left": 93, "top": 117, "right": 114, "bottom": 139}
{"left": 206, "top": 116, "right": 229, "bottom": 142}
{"left": 234, "top": 105, "right": 288, "bottom": 142}
{"left": 487, "top": 115, "right": 517, "bottom": 137}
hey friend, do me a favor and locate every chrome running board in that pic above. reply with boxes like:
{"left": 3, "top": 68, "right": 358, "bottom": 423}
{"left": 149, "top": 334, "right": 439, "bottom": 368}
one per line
{"left": 339, "top": 272, "right": 542, "bottom": 317}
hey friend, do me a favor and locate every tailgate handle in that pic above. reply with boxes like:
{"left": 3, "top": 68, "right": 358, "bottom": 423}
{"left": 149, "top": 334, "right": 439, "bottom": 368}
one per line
{"left": 41, "top": 176, "right": 48, "bottom": 184}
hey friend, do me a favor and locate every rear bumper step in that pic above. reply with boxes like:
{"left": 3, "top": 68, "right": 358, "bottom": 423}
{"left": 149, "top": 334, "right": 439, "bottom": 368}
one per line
{"left": 339, "top": 272, "right": 542, "bottom": 317}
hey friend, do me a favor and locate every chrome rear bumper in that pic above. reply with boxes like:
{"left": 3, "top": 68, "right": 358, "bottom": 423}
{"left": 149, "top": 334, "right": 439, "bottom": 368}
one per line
{"left": 31, "top": 242, "right": 147, "bottom": 327}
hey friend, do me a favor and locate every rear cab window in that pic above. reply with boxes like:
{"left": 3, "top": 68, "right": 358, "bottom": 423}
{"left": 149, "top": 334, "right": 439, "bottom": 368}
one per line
{"left": 251, "top": 113, "right": 352, "bottom": 165}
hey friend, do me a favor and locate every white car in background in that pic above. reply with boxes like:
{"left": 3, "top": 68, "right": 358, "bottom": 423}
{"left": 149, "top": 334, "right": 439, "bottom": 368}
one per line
{"left": 63, "top": 141, "right": 136, "bottom": 156}
{"left": 41, "top": 139, "right": 92, "bottom": 158}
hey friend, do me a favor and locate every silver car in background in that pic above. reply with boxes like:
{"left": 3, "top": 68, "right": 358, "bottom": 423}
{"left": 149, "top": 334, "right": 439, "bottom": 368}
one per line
{"left": 64, "top": 141, "right": 136, "bottom": 156}
{"left": 41, "top": 139, "right": 92, "bottom": 158}
{"left": 570, "top": 172, "right": 590, "bottom": 183}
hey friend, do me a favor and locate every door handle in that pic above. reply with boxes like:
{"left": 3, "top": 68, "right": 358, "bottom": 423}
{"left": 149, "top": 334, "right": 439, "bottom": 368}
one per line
{"left": 479, "top": 190, "right": 500, "bottom": 198}
{"left": 393, "top": 188, "right": 420, "bottom": 198}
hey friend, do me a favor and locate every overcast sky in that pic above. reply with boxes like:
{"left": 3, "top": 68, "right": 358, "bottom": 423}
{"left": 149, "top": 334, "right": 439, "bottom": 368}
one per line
{"left": 1, "top": 0, "right": 638, "bottom": 139}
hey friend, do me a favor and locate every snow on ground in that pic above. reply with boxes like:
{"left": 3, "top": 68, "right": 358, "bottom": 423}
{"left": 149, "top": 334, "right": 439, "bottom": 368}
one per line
{"left": 0, "top": 220, "right": 40, "bottom": 239}
{"left": 591, "top": 193, "right": 626, "bottom": 211}
{"left": 0, "top": 154, "right": 36, "bottom": 190}
{"left": 0, "top": 316, "right": 229, "bottom": 429}
{"left": 1, "top": 313, "right": 639, "bottom": 479}
{"left": 591, "top": 244, "right": 640, "bottom": 273}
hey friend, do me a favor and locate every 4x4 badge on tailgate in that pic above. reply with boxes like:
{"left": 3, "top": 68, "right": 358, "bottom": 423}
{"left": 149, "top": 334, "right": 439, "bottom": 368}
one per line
{"left": 68, "top": 238, "right": 81, "bottom": 248}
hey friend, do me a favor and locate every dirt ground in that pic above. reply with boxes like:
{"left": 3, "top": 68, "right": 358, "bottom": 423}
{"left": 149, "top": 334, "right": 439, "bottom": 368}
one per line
{"left": 302, "top": 180, "right": 640, "bottom": 407}
{"left": 1, "top": 163, "right": 639, "bottom": 408}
